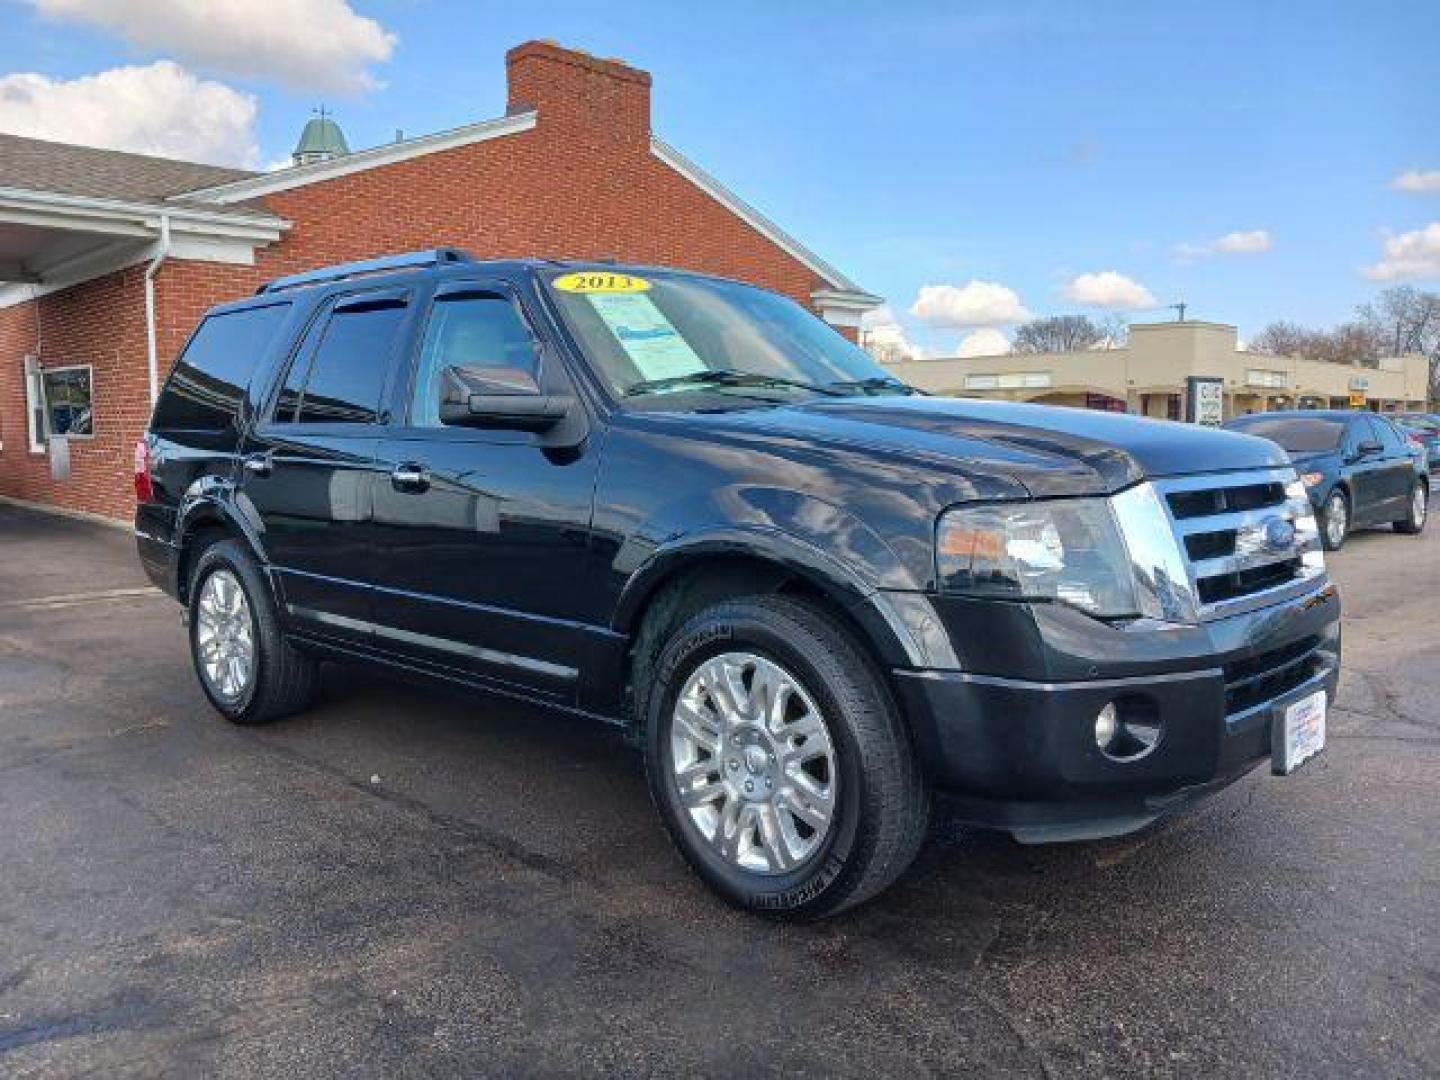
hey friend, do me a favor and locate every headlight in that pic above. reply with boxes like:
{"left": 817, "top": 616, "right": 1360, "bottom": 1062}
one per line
{"left": 1300, "top": 471, "right": 1324, "bottom": 487}
{"left": 936, "top": 498, "right": 1139, "bottom": 617}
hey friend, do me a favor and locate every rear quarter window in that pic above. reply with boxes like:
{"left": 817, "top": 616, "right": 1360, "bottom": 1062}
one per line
{"left": 152, "top": 302, "right": 292, "bottom": 430}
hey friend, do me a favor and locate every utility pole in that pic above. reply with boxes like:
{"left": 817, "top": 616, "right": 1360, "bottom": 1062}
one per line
{"left": 1170, "top": 302, "right": 1187, "bottom": 322}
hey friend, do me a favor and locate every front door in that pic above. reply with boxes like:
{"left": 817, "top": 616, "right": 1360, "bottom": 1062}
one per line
{"left": 239, "top": 285, "right": 417, "bottom": 643}
{"left": 368, "top": 280, "right": 602, "bottom": 700}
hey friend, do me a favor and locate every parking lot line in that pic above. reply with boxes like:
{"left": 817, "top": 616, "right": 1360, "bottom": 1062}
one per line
{"left": 0, "top": 586, "right": 163, "bottom": 612}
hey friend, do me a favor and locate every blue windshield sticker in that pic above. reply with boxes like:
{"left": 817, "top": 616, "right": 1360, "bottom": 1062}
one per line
{"left": 586, "top": 293, "right": 707, "bottom": 382}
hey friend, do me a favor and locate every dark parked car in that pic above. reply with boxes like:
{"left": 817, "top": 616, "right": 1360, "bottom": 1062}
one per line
{"left": 136, "top": 250, "right": 1340, "bottom": 917}
{"left": 1395, "top": 413, "right": 1440, "bottom": 474}
{"left": 1224, "top": 410, "right": 1428, "bottom": 550}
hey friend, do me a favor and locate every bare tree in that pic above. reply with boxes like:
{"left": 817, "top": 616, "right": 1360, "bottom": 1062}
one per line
{"left": 1249, "top": 321, "right": 1382, "bottom": 366}
{"left": 1357, "top": 286, "right": 1440, "bottom": 356}
{"left": 1249, "top": 321, "right": 1318, "bottom": 358}
{"left": 1012, "top": 315, "right": 1107, "bottom": 353}
{"left": 1356, "top": 286, "right": 1440, "bottom": 399}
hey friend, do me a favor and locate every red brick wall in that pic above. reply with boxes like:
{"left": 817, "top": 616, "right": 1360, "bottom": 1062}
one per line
{"left": 0, "top": 268, "right": 154, "bottom": 520}
{"left": 0, "top": 41, "right": 853, "bottom": 519}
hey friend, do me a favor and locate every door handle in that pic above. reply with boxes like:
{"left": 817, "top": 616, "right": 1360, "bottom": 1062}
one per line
{"left": 391, "top": 462, "right": 430, "bottom": 493}
{"left": 242, "top": 452, "right": 272, "bottom": 478}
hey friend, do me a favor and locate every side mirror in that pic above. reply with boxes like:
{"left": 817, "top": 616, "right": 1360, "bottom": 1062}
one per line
{"left": 1356, "top": 439, "right": 1383, "bottom": 457}
{"left": 437, "top": 365, "right": 572, "bottom": 431}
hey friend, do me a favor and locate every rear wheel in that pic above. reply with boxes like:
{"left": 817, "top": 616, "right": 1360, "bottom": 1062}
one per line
{"left": 644, "top": 595, "right": 929, "bottom": 919}
{"left": 1394, "top": 479, "right": 1429, "bottom": 534}
{"left": 187, "top": 539, "right": 317, "bottom": 724}
{"left": 1319, "top": 489, "right": 1349, "bottom": 551}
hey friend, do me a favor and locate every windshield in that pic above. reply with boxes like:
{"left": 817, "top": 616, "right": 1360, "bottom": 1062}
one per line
{"left": 542, "top": 269, "right": 909, "bottom": 402}
{"left": 1226, "top": 415, "right": 1346, "bottom": 453}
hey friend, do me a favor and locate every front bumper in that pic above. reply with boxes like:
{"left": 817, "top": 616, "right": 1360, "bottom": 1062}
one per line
{"left": 891, "top": 580, "right": 1341, "bottom": 842}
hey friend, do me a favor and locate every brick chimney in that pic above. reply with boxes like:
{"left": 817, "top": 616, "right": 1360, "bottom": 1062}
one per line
{"left": 506, "top": 41, "right": 652, "bottom": 152}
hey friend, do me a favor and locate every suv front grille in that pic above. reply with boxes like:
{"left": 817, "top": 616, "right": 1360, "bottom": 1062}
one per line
{"left": 1152, "top": 468, "right": 1325, "bottom": 620}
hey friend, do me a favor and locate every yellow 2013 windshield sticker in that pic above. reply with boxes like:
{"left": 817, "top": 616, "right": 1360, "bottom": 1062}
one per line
{"left": 552, "top": 271, "right": 651, "bottom": 294}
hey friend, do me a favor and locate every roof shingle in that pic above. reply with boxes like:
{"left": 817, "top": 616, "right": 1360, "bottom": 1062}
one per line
{"left": 0, "top": 131, "right": 256, "bottom": 205}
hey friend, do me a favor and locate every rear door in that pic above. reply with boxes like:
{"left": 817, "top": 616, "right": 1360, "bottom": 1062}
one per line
{"left": 1344, "top": 416, "right": 1389, "bottom": 525}
{"left": 239, "top": 285, "right": 418, "bottom": 643}
{"left": 367, "top": 278, "right": 602, "bottom": 700}
{"left": 1371, "top": 415, "right": 1417, "bottom": 516}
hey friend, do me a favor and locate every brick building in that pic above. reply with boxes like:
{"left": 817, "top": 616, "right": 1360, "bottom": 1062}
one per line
{"left": 0, "top": 40, "right": 879, "bottom": 520}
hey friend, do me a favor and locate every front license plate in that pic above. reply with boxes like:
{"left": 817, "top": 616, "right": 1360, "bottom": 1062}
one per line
{"left": 1272, "top": 690, "right": 1327, "bottom": 775}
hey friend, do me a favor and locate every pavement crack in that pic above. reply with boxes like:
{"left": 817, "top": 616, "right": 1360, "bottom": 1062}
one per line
{"left": 1348, "top": 668, "right": 1440, "bottom": 733}
{"left": 237, "top": 732, "right": 583, "bottom": 885}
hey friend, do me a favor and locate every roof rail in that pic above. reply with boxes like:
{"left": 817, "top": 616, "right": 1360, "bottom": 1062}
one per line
{"left": 256, "top": 247, "right": 476, "bottom": 294}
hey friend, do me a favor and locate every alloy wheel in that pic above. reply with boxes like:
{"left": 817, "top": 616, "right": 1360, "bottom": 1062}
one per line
{"left": 195, "top": 569, "right": 256, "bottom": 700}
{"left": 669, "top": 651, "right": 838, "bottom": 875}
{"left": 1326, "top": 494, "right": 1347, "bottom": 547}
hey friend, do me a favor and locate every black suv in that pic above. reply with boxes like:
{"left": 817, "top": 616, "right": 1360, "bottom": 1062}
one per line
{"left": 136, "top": 249, "right": 1341, "bottom": 917}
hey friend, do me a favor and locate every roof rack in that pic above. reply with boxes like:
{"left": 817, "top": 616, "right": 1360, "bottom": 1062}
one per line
{"left": 256, "top": 247, "right": 476, "bottom": 294}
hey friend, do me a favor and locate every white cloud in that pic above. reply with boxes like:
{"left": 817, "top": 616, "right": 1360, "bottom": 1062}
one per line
{"left": 1361, "top": 222, "right": 1440, "bottom": 281}
{"left": 27, "top": 0, "right": 396, "bottom": 93}
{"left": 860, "top": 305, "right": 927, "bottom": 361}
{"left": 1173, "top": 229, "right": 1273, "bottom": 260}
{"left": 956, "top": 328, "right": 1010, "bottom": 357}
{"left": 0, "top": 61, "right": 258, "bottom": 166}
{"left": 909, "top": 281, "right": 1030, "bottom": 327}
{"left": 1060, "top": 271, "right": 1156, "bottom": 309}
{"left": 1390, "top": 169, "right": 1440, "bottom": 194}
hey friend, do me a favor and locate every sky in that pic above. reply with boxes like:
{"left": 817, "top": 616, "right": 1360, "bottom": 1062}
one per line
{"left": 1, "top": 0, "right": 1437, "bottom": 356}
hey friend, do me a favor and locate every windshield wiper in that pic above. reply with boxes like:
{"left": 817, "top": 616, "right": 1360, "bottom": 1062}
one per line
{"left": 826, "top": 376, "right": 924, "bottom": 396}
{"left": 624, "top": 370, "right": 844, "bottom": 398}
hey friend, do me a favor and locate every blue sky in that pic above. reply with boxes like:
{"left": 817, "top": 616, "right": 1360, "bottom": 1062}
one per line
{"left": 3, "top": 0, "right": 1437, "bottom": 353}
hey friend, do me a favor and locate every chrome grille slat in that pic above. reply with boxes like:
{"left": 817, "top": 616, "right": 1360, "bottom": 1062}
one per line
{"left": 1174, "top": 501, "right": 1313, "bottom": 536}
{"left": 1191, "top": 550, "right": 1300, "bottom": 578}
{"left": 1150, "top": 467, "right": 1326, "bottom": 622}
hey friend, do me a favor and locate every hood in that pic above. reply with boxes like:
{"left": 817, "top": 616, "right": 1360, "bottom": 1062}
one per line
{"left": 675, "top": 395, "right": 1292, "bottom": 498}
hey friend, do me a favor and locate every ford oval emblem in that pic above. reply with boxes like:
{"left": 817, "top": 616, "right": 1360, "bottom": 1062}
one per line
{"left": 1262, "top": 516, "right": 1297, "bottom": 553}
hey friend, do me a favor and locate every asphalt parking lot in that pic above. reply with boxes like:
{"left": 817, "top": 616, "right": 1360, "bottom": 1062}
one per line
{"left": 1, "top": 500, "right": 1437, "bottom": 1078}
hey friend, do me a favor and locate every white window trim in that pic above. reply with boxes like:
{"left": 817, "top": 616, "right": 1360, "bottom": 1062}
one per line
{"left": 23, "top": 355, "right": 45, "bottom": 454}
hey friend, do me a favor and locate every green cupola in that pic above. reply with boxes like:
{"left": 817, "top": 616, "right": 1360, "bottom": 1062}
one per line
{"left": 292, "top": 109, "right": 350, "bottom": 166}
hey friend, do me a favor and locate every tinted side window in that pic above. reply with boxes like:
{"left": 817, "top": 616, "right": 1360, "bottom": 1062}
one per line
{"left": 279, "top": 296, "right": 408, "bottom": 425}
{"left": 410, "top": 293, "right": 538, "bottom": 426}
{"left": 153, "top": 303, "right": 290, "bottom": 430}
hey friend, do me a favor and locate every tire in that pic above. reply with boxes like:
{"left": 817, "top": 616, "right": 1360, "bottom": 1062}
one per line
{"left": 187, "top": 538, "right": 317, "bottom": 724}
{"left": 1394, "top": 479, "right": 1429, "bottom": 534}
{"left": 1319, "top": 489, "right": 1349, "bottom": 551}
{"left": 643, "top": 595, "right": 929, "bottom": 919}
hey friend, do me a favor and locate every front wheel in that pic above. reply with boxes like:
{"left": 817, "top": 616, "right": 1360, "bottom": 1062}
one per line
{"left": 1319, "top": 489, "right": 1349, "bottom": 551}
{"left": 644, "top": 596, "right": 929, "bottom": 919}
{"left": 1394, "top": 479, "right": 1429, "bottom": 534}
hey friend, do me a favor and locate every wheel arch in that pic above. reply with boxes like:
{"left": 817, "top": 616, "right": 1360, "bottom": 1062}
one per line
{"left": 174, "top": 496, "right": 265, "bottom": 603}
{"left": 613, "top": 531, "right": 948, "bottom": 673}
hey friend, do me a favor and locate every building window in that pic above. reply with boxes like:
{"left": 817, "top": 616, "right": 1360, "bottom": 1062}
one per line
{"left": 965, "top": 371, "right": 1052, "bottom": 391}
{"left": 1245, "top": 368, "right": 1288, "bottom": 389}
{"left": 42, "top": 366, "right": 94, "bottom": 439}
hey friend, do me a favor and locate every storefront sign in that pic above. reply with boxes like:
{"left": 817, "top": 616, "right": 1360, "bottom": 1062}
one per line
{"left": 1185, "top": 376, "right": 1225, "bottom": 426}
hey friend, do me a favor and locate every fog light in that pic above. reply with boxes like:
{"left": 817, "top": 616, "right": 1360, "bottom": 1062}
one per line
{"left": 1094, "top": 702, "right": 1119, "bottom": 750}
